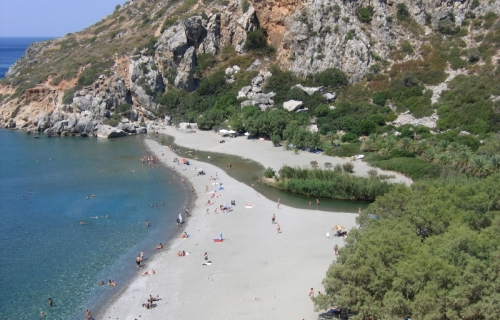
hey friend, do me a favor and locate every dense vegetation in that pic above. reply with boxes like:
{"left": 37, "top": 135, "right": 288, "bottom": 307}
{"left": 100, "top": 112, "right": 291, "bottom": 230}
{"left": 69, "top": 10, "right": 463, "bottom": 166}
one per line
{"left": 315, "top": 174, "right": 500, "bottom": 319}
{"left": 273, "top": 166, "right": 393, "bottom": 201}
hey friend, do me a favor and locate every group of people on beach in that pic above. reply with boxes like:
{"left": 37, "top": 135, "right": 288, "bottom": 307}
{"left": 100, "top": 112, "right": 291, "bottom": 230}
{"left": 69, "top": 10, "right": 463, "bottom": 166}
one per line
{"left": 140, "top": 155, "right": 158, "bottom": 164}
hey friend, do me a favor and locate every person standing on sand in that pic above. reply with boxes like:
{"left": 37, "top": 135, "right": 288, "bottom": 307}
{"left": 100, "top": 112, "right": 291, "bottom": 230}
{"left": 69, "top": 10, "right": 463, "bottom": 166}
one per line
{"left": 271, "top": 213, "right": 275, "bottom": 224}
{"left": 140, "top": 251, "right": 144, "bottom": 261}
{"left": 334, "top": 244, "right": 339, "bottom": 256}
{"left": 86, "top": 309, "right": 92, "bottom": 320}
{"left": 309, "top": 288, "right": 314, "bottom": 300}
{"left": 204, "top": 252, "right": 208, "bottom": 260}
{"left": 277, "top": 198, "right": 280, "bottom": 209}
{"left": 136, "top": 255, "right": 141, "bottom": 268}
{"left": 276, "top": 223, "right": 281, "bottom": 234}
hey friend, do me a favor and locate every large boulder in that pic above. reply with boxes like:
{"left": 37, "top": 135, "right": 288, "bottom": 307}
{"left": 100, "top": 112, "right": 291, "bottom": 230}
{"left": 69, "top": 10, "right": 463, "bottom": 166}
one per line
{"left": 292, "top": 84, "right": 324, "bottom": 96}
{"left": 174, "top": 46, "right": 196, "bottom": 91}
{"left": 96, "top": 125, "right": 127, "bottom": 138}
{"left": 283, "top": 100, "right": 304, "bottom": 112}
{"left": 184, "top": 16, "right": 205, "bottom": 47}
{"left": 198, "top": 13, "right": 221, "bottom": 55}
{"left": 323, "top": 92, "right": 337, "bottom": 102}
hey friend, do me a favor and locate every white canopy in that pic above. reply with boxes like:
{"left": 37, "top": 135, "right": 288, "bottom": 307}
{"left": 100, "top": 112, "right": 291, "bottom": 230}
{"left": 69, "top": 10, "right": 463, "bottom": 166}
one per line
{"left": 227, "top": 130, "right": 236, "bottom": 134}
{"left": 244, "top": 132, "right": 250, "bottom": 136}
{"left": 219, "top": 129, "right": 229, "bottom": 133}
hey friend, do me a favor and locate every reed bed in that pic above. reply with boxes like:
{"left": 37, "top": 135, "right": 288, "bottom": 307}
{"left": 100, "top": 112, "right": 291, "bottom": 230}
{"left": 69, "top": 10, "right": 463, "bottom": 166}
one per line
{"left": 276, "top": 166, "right": 392, "bottom": 200}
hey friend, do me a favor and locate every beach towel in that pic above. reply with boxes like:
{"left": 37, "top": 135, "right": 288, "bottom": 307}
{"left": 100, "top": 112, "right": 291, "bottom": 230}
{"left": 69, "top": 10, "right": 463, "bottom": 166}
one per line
{"left": 213, "top": 239, "right": 224, "bottom": 242}
{"left": 245, "top": 204, "right": 254, "bottom": 208}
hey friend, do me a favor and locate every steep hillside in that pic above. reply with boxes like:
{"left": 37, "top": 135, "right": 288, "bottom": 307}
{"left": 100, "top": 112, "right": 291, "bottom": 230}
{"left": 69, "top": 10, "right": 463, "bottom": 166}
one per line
{"left": 0, "top": 0, "right": 499, "bottom": 142}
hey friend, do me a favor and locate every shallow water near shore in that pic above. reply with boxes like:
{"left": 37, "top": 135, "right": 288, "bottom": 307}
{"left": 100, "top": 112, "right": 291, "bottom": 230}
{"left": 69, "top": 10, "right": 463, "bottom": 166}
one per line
{"left": 158, "top": 133, "right": 370, "bottom": 213}
{"left": 0, "top": 130, "right": 187, "bottom": 319}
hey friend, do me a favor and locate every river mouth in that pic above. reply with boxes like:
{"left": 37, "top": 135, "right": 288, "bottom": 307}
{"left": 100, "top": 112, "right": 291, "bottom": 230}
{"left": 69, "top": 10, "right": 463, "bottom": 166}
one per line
{"left": 157, "top": 133, "right": 370, "bottom": 213}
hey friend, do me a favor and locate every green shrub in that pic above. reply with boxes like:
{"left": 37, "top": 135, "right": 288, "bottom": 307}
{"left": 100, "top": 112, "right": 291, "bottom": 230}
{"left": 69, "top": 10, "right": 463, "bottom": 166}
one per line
{"left": 324, "top": 143, "right": 362, "bottom": 157}
{"left": 401, "top": 41, "right": 413, "bottom": 54}
{"left": 242, "top": 0, "right": 250, "bottom": 13}
{"left": 116, "top": 103, "right": 132, "bottom": 113}
{"left": 342, "top": 162, "right": 354, "bottom": 173}
{"left": 264, "top": 167, "right": 275, "bottom": 178}
{"left": 62, "top": 85, "right": 82, "bottom": 104}
{"left": 346, "top": 29, "right": 356, "bottom": 41}
{"left": 313, "top": 68, "right": 348, "bottom": 88}
{"left": 357, "top": 6, "right": 374, "bottom": 23}
{"left": 244, "top": 28, "right": 268, "bottom": 50}
{"left": 78, "top": 59, "right": 114, "bottom": 86}
{"left": 271, "top": 134, "right": 281, "bottom": 146}
{"left": 366, "top": 157, "right": 447, "bottom": 180}
{"left": 161, "top": 18, "right": 178, "bottom": 33}
{"left": 195, "top": 53, "right": 216, "bottom": 76}
{"left": 372, "top": 91, "right": 388, "bottom": 106}
{"left": 396, "top": 3, "right": 410, "bottom": 21}
{"left": 342, "top": 132, "right": 359, "bottom": 143}
{"left": 359, "top": 120, "right": 377, "bottom": 135}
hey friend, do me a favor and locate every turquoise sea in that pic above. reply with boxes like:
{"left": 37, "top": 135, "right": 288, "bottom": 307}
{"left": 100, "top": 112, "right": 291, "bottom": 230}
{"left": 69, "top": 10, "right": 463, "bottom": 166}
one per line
{"left": 0, "top": 131, "right": 188, "bottom": 319}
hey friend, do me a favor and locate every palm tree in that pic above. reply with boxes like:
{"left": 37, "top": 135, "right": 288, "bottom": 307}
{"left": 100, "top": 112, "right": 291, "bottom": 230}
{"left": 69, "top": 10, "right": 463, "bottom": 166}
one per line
{"left": 438, "top": 140, "right": 449, "bottom": 152}
{"left": 422, "top": 147, "right": 436, "bottom": 162}
{"left": 490, "top": 154, "right": 500, "bottom": 173}
{"left": 385, "top": 136, "right": 396, "bottom": 151}
{"left": 456, "top": 146, "right": 473, "bottom": 171}
{"left": 447, "top": 142, "right": 460, "bottom": 156}
{"left": 470, "top": 155, "right": 490, "bottom": 177}
{"left": 414, "top": 140, "right": 428, "bottom": 155}
{"left": 435, "top": 153, "right": 451, "bottom": 165}
{"left": 399, "top": 137, "right": 414, "bottom": 152}
{"left": 378, "top": 148, "right": 390, "bottom": 157}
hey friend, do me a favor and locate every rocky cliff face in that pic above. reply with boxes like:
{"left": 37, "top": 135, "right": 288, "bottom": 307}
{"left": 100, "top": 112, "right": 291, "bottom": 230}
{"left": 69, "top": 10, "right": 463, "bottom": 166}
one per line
{"left": 0, "top": 0, "right": 499, "bottom": 136}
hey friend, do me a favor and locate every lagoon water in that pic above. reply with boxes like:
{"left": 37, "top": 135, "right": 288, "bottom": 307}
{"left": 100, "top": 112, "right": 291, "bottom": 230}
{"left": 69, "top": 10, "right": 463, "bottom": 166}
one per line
{"left": 0, "top": 131, "right": 187, "bottom": 319}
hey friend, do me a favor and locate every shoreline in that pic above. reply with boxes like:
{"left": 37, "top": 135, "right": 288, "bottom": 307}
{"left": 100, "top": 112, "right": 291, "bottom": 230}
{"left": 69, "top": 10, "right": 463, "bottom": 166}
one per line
{"left": 99, "top": 133, "right": 358, "bottom": 320}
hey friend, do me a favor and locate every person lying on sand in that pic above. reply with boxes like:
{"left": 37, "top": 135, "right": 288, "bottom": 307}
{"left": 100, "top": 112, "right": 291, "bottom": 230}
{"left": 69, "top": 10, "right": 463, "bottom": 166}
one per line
{"left": 177, "top": 250, "right": 186, "bottom": 256}
{"left": 206, "top": 200, "right": 214, "bottom": 205}
{"left": 141, "top": 269, "right": 155, "bottom": 276}
{"left": 180, "top": 232, "right": 189, "bottom": 238}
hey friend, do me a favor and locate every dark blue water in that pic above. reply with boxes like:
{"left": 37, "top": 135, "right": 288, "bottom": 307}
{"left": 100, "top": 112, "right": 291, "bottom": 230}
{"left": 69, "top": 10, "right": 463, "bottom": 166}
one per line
{"left": 0, "top": 130, "right": 188, "bottom": 319}
{"left": 0, "top": 37, "right": 52, "bottom": 79}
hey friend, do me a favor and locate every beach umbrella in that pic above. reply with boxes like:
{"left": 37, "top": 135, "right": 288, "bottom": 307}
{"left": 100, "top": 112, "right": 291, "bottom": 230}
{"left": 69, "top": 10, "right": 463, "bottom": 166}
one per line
{"left": 244, "top": 132, "right": 250, "bottom": 136}
{"left": 331, "top": 224, "right": 346, "bottom": 231}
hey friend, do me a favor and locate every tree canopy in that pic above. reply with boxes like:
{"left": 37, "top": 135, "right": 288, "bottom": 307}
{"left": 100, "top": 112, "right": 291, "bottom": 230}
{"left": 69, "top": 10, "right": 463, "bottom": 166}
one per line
{"left": 315, "top": 174, "right": 500, "bottom": 319}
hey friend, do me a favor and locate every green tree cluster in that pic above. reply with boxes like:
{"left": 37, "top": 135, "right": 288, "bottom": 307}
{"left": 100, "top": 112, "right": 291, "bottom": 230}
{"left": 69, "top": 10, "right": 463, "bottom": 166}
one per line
{"left": 317, "top": 174, "right": 500, "bottom": 319}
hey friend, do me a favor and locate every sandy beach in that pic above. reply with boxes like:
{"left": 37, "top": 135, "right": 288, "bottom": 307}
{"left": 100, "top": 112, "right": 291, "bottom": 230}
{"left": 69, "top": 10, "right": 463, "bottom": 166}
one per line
{"left": 99, "top": 131, "right": 365, "bottom": 320}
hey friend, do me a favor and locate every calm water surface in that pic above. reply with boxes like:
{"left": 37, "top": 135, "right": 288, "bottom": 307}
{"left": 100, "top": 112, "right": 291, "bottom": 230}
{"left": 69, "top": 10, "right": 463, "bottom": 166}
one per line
{"left": 0, "top": 130, "right": 187, "bottom": 319}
